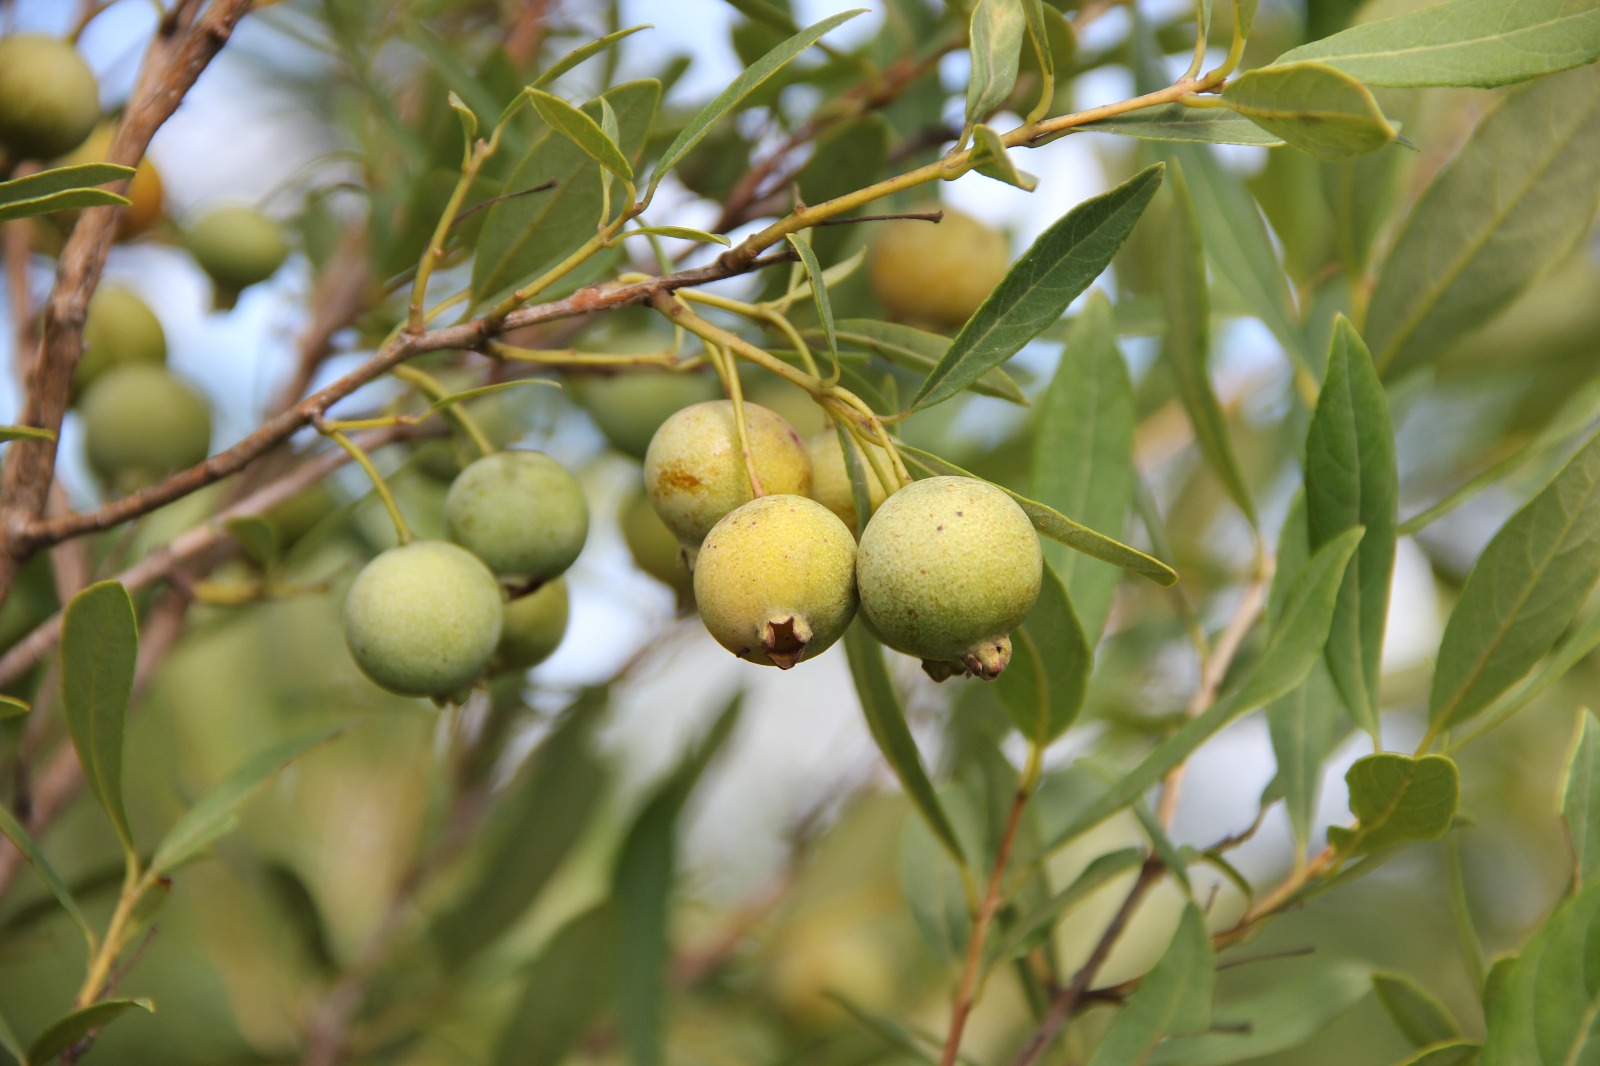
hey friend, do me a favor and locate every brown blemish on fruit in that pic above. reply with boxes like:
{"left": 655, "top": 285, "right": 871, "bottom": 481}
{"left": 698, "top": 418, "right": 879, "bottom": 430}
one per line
{"left": 657, "top": 461, "right": 705, "bottom": 492}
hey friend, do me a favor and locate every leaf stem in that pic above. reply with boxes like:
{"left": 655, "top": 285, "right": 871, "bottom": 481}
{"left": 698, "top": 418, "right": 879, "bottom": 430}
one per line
{"left": 390, "top": 365, "right": 495, "bottom": 458}
{"left": 323, "top": 429, "right": 412, "bottom": 544}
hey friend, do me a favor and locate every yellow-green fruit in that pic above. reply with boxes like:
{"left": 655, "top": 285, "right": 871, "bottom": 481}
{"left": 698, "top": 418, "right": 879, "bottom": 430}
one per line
{"left": 0, "top": 36, "right": 99, "bottom": 161}
{"left": 867, "top": 206, "right": 1009, "bottom": 329}
{"left": 75, "top": 285, "right": 166, "bottom": 392}
{"left": 568, "top": 368, "right": 721, "bottom": 460}
{"left": 620, "top": 486, "right": 694, "bottom": 605}
{"left": 342, "top": 541, "right": 503, "bottom": 697}
{"left": 807, "top": 431, "right": 890, "bottom": 536}
{"left": 496, "top": 577, "right": 569, "bottom": 671}
{"left": 184, "top": 204, "right": 289, "bottom": 303}
{"left": 80, "top": 365, "right": 210, "bottom": 494}
{"left": 57, "top": 124, "right": 164, "bottom": 239}
{"left": 856, "top": 476, "right": 1040, "bottom": 680}
{"left": 693, "top": 495, "right": 856, "bottom": 669}
{"left": 444, "top": 451, "right": 588, "bottom": 581}
{"left": 644, "top": 400, "right": 812, "bottom": 547}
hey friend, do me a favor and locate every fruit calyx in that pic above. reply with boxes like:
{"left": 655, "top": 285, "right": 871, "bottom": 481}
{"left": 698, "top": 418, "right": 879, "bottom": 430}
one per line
{"left": 762, "top": 615, "right": 814, "bottom": 671}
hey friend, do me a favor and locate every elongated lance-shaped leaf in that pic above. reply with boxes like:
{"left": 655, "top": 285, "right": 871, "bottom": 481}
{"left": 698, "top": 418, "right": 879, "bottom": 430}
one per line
{"left": 1045, "top": 528, "right": 1362, "bottom": 853}
{"left": 1150, "top": 964, "right": 1372, "bottom": 1065}
{"left": 1562, "top": 708, "right": 1600, "bottom": 889}
{"left": 0, "top": 188, "right": 130, "bottom": 224}
{"left": 990, "top": 846, "right": 1145, "bottom": 963}
{"left": 0, "top": 425, "right": 53, "bottom": 444}
{"left": 1398, "top": 1043, "right": 1481, "bottom": 1066}
{"left": 650, "top": 9, "right": 865, "bottom": 188}
{"left": 0, "top": 803, "right": 95, "bottom": 951}
{"left": 1075, "top": 104, "right": 1285, "bottom": 146}
{"left": 1221, "top": 61, "right": 1395, "bottom": 160}
{"left": 1277, "top": 0, "right": 1600, "bottom": 88}
{"left": 1032, "top": 290, "right": 1134, "bottom": 641}
{"left": 0, "top": 1005, "right": 23, "bottom": 1066}
{"left": 528, "top": 89, "right": 634, "bottom": 181}
{"left": 1429, "top": 426, "right": 1600, "bottom": 734}
{"left": 60, "top": 581, "right": 139, "bottom": 857}
{"left": 1482, "top": 878, "right": 1600, "bottom": 1064}
{"left": 0, "top": 162, "right": 133, "bottom": 206}
{"left": 965, "top": 0, "right": 1025, "bottom": 129}
{"left": 897, "top": 444, "right": 1177, "bottom": 585}
{"left": 1086, "top": 904, "right": 1215, "bottom": 1065}
{"left": 1162, "top": 160, "right": 1255, "bottom": 525}
{"left": 785, "top": 233, "right": 838, "bottom": 377}
{"left": 1368, "top": 64, "right": 1600, "bottom": 381}
{"left": 1305, "top": 317, "right": 1396, "bottom": 738}
{"left": 493, "top": 903, "right": 620, "bottom": 1066}
{"left": 907, "top": 163, "right": 1164, "bottom": 412}
{"left": 1374, "top": 971, "right": 1462, "bottom": 1049}
{"left": 1266, "top": 662, "right": 1348, "bottom": 851}
{"left": 996, "top": 562, "right": 1091, "bottom": 745}
{"left": 829, "top": 319, "right": 1025, "bottom": 403}
{"left": 529, "top": 24, "right": 649, "bottom": 92}
{"left": 843, "top": 624, "right": 966, "bottom": 866}
{"left": 28, "top": 999, "right": 153, "bottom": 1066}
{"left": 0, "top": 694, "right": 29, "bottom": 719}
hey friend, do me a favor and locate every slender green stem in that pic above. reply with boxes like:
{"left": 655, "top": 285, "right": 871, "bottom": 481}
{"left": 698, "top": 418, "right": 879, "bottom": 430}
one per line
{"left": 488, "top": 342, "right": 687, "bottom": 368}
{"left": 410, "top": 133, "right": 499, "bottom": 334}
{"left": 391, "top": 365, "right": 494, "bottom": 458}
{"left": 1183, "top": 0, "right": 1210, "bottom": 80}
{"left": 326, "top": 430, "right": 412, "bottom": 544}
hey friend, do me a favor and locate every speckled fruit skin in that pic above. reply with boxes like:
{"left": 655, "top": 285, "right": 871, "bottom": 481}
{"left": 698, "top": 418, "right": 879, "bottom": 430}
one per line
{"left": 644, "top": 400, "right": 813, "bottom": 546}
{"left": 568, "top": 368, "right": 721, "bottom": 459}
{"left": 497, "top": 577, "right": 569, "bottom": 671}
{"left": 76, "top": 285, "right": 166, "bottom": 392}
{"left": 620, "top": 486, "right": 694, "bottom": 605}
{"left": 807, "top": 431, "right": 890, "bottom": 536}
{"left": 444, "top": 451, "right": 589, "bottom": 581}
{"left": 693, "top": 495, "right": 857, "bottom": 669}
{"left": 342, "top": 541, "right": 504, "bottom": 697}
{"left": 867, "top": 206, "right": 1009, "bottom": 330}
{"left": 184, "top": 204, "right": 289, "bottom": 300}
{"left": 80, "top": 365, "right": 210, "bottom": 494}
{"left": 0, "top": 36, "right": 100, "bottom": 161}
{"left": 856, "top": 476, "right": 1041, "bottom": 680}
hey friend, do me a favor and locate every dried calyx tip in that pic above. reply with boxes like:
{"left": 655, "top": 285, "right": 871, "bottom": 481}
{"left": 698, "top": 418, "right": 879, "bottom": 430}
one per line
{"left": 762, "top": 615, "right": 812, "bottom": 670}
{"left": 920, "top": 635, "right": 1013, "bottom": 683}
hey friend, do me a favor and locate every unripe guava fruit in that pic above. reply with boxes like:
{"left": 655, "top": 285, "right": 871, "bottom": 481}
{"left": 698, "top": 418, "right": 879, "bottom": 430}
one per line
{"left": 693, "top": 494, "right": 857, "bottom": 669}
{"left": 0, "top": 36, "right": 100, "bottom": 161}
{"left": 807, "top": 431, "right": 891, "bottom": 536}
{"left": 56, "top": 124, "right": 164, "bottom": 239}
{"left": 184, "top": 204, "right": 289, "bottom": 305}
{"left": 620, "top": 486, "right": 695, "bottom": 606}
{"left": 342, "top": 540, "right": 504, "bottom": 697}
{"left": 568, "top": 367, "right": 722, "bottom": 460}
{"left": 79, "top": 365, "right": 210, "bottom": 494}
{"left": 496, "top": 577, "right": 569, "bottom": 671}
{"left": 856, "top": 476, "right": 1041, "bottom": 680}
{"left": 645, "top": 400, "right": 812, "bottom": 547}
{"left": 75, "top": 285, "right": 166, "bottom": 393}
{"left": 444, "top": 450, "right": 589, "bottom": 581}
{"left": 867, "top": 206, "right": 1009, "bottom": 330}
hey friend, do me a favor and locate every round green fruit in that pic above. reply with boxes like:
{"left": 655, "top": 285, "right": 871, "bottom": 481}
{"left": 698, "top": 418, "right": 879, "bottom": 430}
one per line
{"left": 79, "top": 365, "right": 210, "bottom": 494}
{"left": 644, "top": 400, "right": 812, "bottom": 547}
{"left": 496, "top": 577, "right": 569, "bottom": 671}
{"left": 867, "top": 206, "right": 1009, "bottom": 330}
{"left": 855, "top": 476, "right": 1041, "bottom": 680}
{"left": 75, "top": 285, "right": 166, "bottom": 393}
{"left": 0, "top": 36, "right": 100, "bottom": 161}
{"left": 183, "top": 204, "right": 289, "bottom": 304}
{"left": 619, "top": 486, "right": 695, "bottom": 606}
{"left": 807, "top": 431, "right": 890, "bottom": 536}
{"left": 568, "top": 367, "right": 722, "bottom": 460}
{"left": 694, "top": 495, "right": 857, "bottom": 669}
{"left": 444, "top": 451, "right": 589, "bottom": 581}
{"left": 342, "top": 541, "right": 504, "bottom": 697}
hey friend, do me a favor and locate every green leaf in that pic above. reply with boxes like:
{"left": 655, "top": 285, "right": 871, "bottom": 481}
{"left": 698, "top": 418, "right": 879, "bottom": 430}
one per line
{"left": 1231, "top": 0, "right": 1258, "bottom": 41}
{"left": 1221, "top": 61, "right": 1394, "bottom": 160}
{"left": 150, "top": 725, "right": 346, "bottom": 876}
{"left": 996, "top": 562, "right": 1091, "bottom": 745}
{"left": 1086, "top": 904, "right": 1215, "bottom": 1065}
{"left": 1482, "top": 878, "right": 1600, "bottom": 1065}
{"left": 966, "top": 0, "right": 1026, "bottom": 127}
{"left": 900, "top": 793, "right": 975, "bottom": 963}
{"left": 1277, "top": 0, "right": 1600, "bottom": 88}
{"left": 27, "top": 999, "right": 153, "bottom": 1065}
{"left": 0, "top": 1006, "right": 25, "bottom": 1066}
{"left": 843, "top": 624, "right": 966, "bottom": 867}
{"left": 970, "top": 122, "right": 1037, "bottom": 190}
{"left": 909, "top": 164, "right": 1162, "bottom": 412}
{"left": 60, "top": 581, "right": 139, "bottom": 857}
{"left": 423, "top": 377, "right": 561, "bottom": 414}
{"left": 1032, "top": 291, "right": 1135, "bottom": 642}
{"left": 623, "top": 225, "right": 729, "bottom": 246}
{"left": 1399, "top": 1043, "right": 1480, "bottom": 1066}
{"left": 830, "top": 320, "right": 1026, "bottom": 404}
{"left": 1305, "top": 317, "right": 1397, "bottom": 737}
{"left": 529, "top": 24, "right": 650, "bottom": 91}
{"left": 472, "top": 79, "right": 660, "bottom": 305}
{"left": 0, "top": 695, "right": 28, "bottom": 721}
{"left": 1046, "top": 528, "right": 1362, "bottom": 853}
{"left": 1329, "top": 753, "right": 1459, "bottom": 853}
{"left": 1428, "top": 427, "right": 1600, "bottom": 734}
{"left": 1162, "top": 160, "right": 1255, "bottom": 524}
{"left": 1149, "top": 964, "right": 1371, "bottom": 1064}
{"left": 650, "top": 9, "right": 865, "bottom": 188}
{"left": 1561, "top": 708, "right": 1600, "bottom": 889}
{"left": 446, "top": 90, "right": 479, "bottom": 162}
{"left": 528, "top": 89, "right": 634, "bottom": 181}
{"left": 0, "top": 162, "right": 133, "bottom": 206}
{"left": 225, "top": 517, "right": 279, "bottom": 569}
{"left": 786, "top": 233, "right": 839, "bottom": 377}
{"left": 0, "top": 187, "right": 131, "bottom": 225}
{"left": 433, "top": 693, "right": 608, "bottom": 968}
{"left": 991, "top": 846, "right": 1145, "bottom": 963}
{"left": 1368, "top": 64, "right": 1600, "bottom": 380}
{"left": 1266, "top": 661, "right": 1347, "bottom": 851}
{"left": 897, "top": 444, "right": 1177, "bottom": 586}
{"left": 1325, "top": 137, "right": 1409, "bottom": 278}
{"left": 1375, "top": 971, "right": 1462, "bottom": 1049}
{"left": 1075, "top": 103, "right": 1285, "bottom": 145}
{"left": 613, "top": 695, "right": 741, "bottom": 1066}
{"left": 493, "top": 904, "right": 620, "bottom": 1066}
{"left": 0, "top": 803, "right": 94, "bottom": 952}
{"left": 0, "top": 425, "right": 55, "bottom": 444}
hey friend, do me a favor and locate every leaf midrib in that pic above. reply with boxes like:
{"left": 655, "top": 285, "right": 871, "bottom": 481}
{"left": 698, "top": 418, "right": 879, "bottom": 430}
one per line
{"left": 1293, "top": 8, "right": 1600, "bottom": 66}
